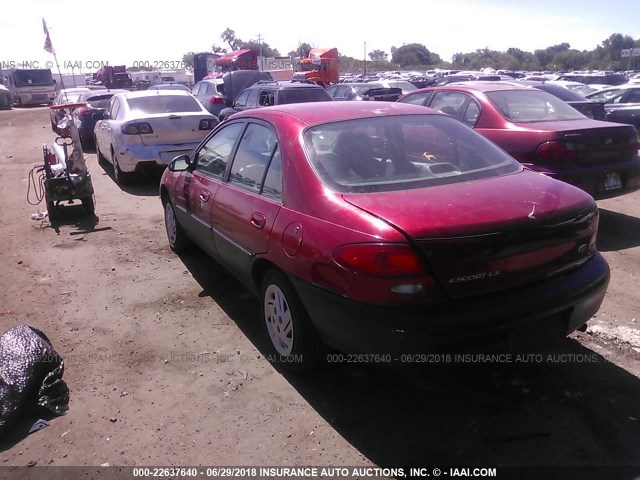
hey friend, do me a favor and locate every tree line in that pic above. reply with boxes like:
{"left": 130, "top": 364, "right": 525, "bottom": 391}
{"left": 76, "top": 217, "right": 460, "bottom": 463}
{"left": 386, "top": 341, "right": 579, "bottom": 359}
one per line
{"left": 181, "top": 30, "right": 640, "bottom": 73}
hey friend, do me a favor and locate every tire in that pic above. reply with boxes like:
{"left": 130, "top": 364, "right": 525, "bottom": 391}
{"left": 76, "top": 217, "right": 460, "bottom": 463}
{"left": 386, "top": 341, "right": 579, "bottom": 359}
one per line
{"left": 260, "top": 270, "right": 323, "bottom": 372}
{"left": 96, "top": 139, "right": 107, "bottom": 165}
{"left": 163, "top": 199, "right": 191, "bottom": 253}
{"left": 113, "top": 154, "right": 132, "bottom": 185}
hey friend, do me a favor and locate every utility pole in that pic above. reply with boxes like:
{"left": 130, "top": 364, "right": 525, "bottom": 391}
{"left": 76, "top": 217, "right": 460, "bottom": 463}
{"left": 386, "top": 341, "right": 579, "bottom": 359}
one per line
{"left": 257, "top": 34, "right": 263, "bottom": 57}
{"left": 364, "top": 41, "right": 367, "bottom": 76}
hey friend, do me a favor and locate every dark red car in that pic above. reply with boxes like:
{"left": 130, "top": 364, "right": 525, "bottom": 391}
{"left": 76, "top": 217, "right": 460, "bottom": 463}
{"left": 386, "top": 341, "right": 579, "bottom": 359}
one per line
{"left": 160, "top": 102, "right": 609, "bottom": 371}
{"left": 398, "top": 82, "right": 640, "bottom": 200}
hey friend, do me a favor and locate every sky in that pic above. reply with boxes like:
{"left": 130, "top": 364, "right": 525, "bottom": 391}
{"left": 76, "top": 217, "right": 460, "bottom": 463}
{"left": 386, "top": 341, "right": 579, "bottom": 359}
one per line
{"left": 1, "top": 0, "right": 639, "bottom": 73}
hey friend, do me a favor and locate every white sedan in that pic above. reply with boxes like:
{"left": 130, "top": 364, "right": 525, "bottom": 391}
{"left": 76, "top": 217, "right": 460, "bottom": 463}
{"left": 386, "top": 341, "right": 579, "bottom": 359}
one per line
{"left": 94, "top": 90, "right": 218, "bottom": 184}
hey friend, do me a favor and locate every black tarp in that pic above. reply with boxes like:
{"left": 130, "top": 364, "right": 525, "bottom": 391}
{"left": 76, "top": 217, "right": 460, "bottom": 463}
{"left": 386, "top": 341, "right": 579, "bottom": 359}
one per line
{"left": 222, "top": 70, "right": 274, "bottom": 107}
{"left": 0, "top": 325, "right": 68, "bottom": 437}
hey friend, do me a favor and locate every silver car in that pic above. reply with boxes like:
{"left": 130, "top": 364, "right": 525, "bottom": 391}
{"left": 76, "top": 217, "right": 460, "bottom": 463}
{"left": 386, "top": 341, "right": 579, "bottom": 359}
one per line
{"left": 94, "top": 90, "right": 218, "bottom": 184}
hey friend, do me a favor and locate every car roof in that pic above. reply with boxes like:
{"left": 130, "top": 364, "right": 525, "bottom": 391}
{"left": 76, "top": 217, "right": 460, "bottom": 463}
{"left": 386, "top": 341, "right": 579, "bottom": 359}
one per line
{"left": 232, "top": 100, "right": 439, "bottom": 125}
{"left": 80, "top": 89, "right": 126, "bottom": 98}
{"left": 198, "top": 79, "right": 223, "bottom": 84}
{"left": 412, "top": 82, "right": 531, "bottom": 93}
{"left": 116, "top": 90, "right": 195, "bottom": 99}
{"left": 58, "top": 87, "right": 91, "bottom": 93}
{"left": 248, "top": 81, "right": 325, "bottom": 90}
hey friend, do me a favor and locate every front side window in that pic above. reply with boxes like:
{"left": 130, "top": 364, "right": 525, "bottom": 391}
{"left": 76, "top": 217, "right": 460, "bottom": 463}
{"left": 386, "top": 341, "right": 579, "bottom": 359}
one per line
{"left": 195, "top": 123, "right": 244, "bottom": 177}
{"left": 228, "top": 123, "right": 276, "bottom": 192}
{"left": 233, "top": 90, "right": 250, "bottom": 107}
{"left": 303, "top": 114, "right": 520, "bottom": 193}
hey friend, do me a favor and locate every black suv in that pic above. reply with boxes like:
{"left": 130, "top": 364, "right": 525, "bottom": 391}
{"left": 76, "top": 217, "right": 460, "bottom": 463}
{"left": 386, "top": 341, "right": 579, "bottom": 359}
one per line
{"left": 218, "top": 80, "right": 332, "bottom": 121}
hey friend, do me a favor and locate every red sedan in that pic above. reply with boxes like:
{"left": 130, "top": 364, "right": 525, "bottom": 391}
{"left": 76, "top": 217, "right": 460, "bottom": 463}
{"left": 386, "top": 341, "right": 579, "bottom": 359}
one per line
{"left": 160, "top": 102, "right": 609, "bottom": 371}
{"left": 398, "top": 82, "right": 640, "bottom": 200}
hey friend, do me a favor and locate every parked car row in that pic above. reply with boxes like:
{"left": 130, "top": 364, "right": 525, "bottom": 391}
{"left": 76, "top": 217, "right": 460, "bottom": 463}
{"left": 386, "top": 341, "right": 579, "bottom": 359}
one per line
{"left": 34, "top": 67, "right": 640, "bottom": 372}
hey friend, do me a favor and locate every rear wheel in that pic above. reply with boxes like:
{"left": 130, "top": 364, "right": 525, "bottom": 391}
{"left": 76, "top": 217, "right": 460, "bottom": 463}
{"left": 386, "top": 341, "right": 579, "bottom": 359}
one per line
{"left": 113, "top": 154, "right": 132, "bottom": 185}
{"left": 260, "top": 270, "right": 323, "bottom": 372}
{"left": 96, "top": 139, "right": 107, "bottom": 165}
{"left": 163, "top": 198, "right": 191, "bottom": 253}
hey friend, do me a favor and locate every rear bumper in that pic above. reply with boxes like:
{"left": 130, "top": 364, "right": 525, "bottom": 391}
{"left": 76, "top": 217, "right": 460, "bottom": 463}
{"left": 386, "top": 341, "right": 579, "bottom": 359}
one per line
{"left": 528, "top": 155, "right": 640, "bottom": 200}
{"left": 291, "top": 253, "right": 610, "bottom": 355}
{"left": 115, "top": 142, "right": 200, "bottom": 172}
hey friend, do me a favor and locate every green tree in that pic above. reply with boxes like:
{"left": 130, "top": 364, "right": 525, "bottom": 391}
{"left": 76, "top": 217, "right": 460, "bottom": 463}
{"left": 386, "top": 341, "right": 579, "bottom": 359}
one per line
{"left": 181, "top": 52, "right": 195, "bottom": 71}
{"left": 221, "top": 28, "right": 240, "bottom": 50}
{"left": 368, "top": 49, "right": 388, "bottom": 62}
{"left": 391, "top": 43, "right": 438, "bottom": 67}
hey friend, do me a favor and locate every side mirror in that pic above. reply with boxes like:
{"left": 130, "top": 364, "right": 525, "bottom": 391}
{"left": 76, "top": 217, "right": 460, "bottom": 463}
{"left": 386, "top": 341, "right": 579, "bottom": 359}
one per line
{"left": 168, "top": 154, "right": 191, "bottom": 172}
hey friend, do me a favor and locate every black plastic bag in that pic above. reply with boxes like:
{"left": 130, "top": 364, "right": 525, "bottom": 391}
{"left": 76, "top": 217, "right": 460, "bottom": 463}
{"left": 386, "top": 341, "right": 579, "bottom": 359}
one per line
{"left": 0, "top": 325, "right": 69, "bottom": 437}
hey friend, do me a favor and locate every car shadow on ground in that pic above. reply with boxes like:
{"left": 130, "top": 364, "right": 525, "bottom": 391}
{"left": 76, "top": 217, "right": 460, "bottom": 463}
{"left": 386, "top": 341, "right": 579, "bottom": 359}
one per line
{"left": 95, "top": 159, "right": 162, "bottom": 197}
{"left": 596, "top": 208, "right": 640, "bottom": 252}
{"left": 179, "top": 247, "right": 640, "bottom": 468}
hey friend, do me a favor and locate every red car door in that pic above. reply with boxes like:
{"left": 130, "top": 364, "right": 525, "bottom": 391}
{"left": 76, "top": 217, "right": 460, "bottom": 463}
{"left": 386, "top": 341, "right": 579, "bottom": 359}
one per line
{"left": 211, "top": 122, "right": 283, "bottom": 288}
{"left": 179, "top": 122, "right": 246, "bottom": 255}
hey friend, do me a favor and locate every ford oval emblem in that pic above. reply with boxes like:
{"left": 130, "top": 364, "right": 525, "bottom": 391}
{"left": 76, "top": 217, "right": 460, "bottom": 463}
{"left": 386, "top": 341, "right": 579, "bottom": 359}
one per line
{"left": 578, "top": 244, "right": 588, "bottom": 254}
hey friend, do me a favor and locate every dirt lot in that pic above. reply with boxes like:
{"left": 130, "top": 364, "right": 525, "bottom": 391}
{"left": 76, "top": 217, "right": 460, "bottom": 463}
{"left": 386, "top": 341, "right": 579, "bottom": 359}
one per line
{"left": 1, "top": 107, "right": 640, "bottom": 469}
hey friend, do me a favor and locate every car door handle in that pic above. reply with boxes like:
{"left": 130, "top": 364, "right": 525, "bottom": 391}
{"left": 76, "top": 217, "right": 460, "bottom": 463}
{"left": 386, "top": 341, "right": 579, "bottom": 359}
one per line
{"left": 199, "top": 190, "right": 211, "bottom": 203}
{"left": 250, "top": 212, "right": 266, "bottom": 229}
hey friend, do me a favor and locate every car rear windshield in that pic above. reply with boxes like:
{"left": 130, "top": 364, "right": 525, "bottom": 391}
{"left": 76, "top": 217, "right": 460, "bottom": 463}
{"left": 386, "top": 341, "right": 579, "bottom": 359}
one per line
{"left": 303, "top": 114, "right": 521, "bottom": 193}
{"left": 86, "top": 94, "right": 114, "bottom": 108}
{"left": 127, "top": 95, "right": 202, "bottom": 114}
{"left": 278, "top": 89, "right": 331, "bottom": 104}
{"left": 486, "top": 90, "right": 586, "bottom": 122}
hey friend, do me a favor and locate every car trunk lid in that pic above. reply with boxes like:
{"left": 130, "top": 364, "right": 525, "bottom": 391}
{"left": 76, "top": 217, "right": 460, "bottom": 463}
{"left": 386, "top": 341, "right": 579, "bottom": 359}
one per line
{"left": 342, "top": 170, "right": 598, "bottom": 299}
{"left": 135, "top": 111, "right": 212, "bottom": 146}
{"left": 521, "top": 120, "right": 639, "bottom": 166}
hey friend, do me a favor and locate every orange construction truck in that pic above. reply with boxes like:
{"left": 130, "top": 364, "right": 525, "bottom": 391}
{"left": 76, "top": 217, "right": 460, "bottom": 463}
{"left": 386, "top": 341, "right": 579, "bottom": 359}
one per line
{"left": 293, "top": 48, "right": 339, "bottom": 86}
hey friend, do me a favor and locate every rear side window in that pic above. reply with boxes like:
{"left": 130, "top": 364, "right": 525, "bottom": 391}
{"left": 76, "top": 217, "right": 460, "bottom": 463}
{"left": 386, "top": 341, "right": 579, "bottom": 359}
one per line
{"left": 398, "top": 92, "right": 429, "bottom": 105}
{"left": 127, "top": 95, "right": 202, "bottom": 113}
{"left": 258, "top": 90, "right": 275, "bottom": 106}
{"left": 278, "top": 88, "right": 331, "bottom": 104}
{"left": 228, "top": 123, "right": 276, "bottom": 192}
{"left": 429, "top": 91, "right": 469, "bottom": 120}
{"left": 262, "top": 147, "right": 282, "bottom": 201}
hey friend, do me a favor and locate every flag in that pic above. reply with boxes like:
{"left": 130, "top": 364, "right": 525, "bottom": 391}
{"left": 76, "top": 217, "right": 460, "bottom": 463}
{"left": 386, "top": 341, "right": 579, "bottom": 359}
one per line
{"left": 43, "top": 18, "right": 54, "bottom": 54}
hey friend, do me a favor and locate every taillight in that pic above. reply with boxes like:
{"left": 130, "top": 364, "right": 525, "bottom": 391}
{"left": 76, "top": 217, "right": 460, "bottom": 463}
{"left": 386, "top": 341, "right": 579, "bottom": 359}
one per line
{"left": 210, "top": 96, "right": 224, "bottom": 104}
{"left": 199, "top": 119, "right": 216, "bottom": 130}
{"left": 77, "top": 107, "right": 92, "bottom": 119}
{"left": 537, "top": 141, "right": 578, "bottom": 160}
{"left": 629, "top": 134, "right": 640, "bottom": 153}
{"left": 121, "top": 122, "right": 153, "bottom": 135}
{"left": 333, "top": 243, "right": 424, "bottom": 278}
